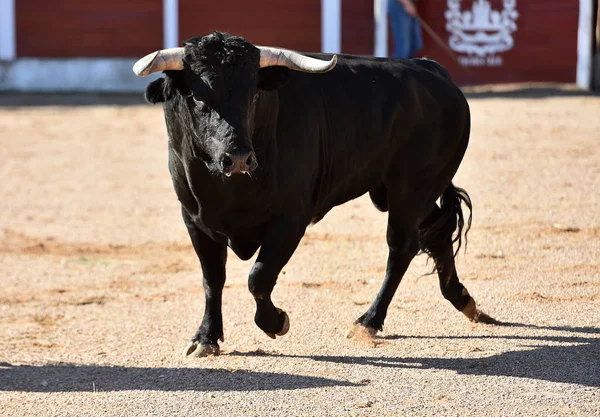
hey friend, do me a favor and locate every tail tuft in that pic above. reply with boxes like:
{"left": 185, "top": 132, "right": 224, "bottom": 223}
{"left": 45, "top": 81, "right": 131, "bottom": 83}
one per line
{"left": 419, "top": 183, "right": 472, "bottom": 260}
{"left": 442, "top": 183, "right": 472, "bottom": 256}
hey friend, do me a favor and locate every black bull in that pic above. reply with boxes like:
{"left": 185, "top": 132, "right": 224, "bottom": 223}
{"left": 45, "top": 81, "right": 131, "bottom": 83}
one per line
{"left": 138, "top": 32, "right": 494, "bottom": 357}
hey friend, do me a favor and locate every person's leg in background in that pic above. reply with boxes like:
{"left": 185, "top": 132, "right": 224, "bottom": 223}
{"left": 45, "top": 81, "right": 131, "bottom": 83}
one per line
{"left": 388, "top": 0, "right": 413, "bottom": 58}
{"left": 408, "top": 13, "right": 423, "bottom": 58}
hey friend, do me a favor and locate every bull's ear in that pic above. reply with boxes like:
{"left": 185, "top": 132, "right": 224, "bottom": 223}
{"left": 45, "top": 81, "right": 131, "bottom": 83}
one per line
{"left": 144, "top": 77, "right": 169, "bottom": 103}
{"left": 258, "top": 67, "right": 292, "bottom": 91}
{"left": 145, "top": 73, "right": 188, "bottom": 103}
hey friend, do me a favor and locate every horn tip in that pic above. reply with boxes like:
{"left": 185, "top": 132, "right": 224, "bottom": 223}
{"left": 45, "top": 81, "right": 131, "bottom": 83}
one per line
{"left": 133, "top": 51, "right": 159, "bottom": 77}
{"left": 330, "top": 54, "right": 338, "bottom": 69}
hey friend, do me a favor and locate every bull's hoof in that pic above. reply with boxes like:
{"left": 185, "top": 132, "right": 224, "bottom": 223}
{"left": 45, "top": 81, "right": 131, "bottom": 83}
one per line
{"left": 184, "top": 341, "right": 220, "bottom": 358}
{"left": 263, "top": 309, "right": 290, "bottom": 339}
{"left": 346, "top": 323, "right": 377, "bottom": 345}
{"left": 461, "top": 298, "right": 498, "bottom": 324}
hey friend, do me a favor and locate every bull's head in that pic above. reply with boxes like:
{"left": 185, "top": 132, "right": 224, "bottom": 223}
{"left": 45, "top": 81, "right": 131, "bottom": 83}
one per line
{"left": 133, "top": 32, "right": 336, "bottom": 177}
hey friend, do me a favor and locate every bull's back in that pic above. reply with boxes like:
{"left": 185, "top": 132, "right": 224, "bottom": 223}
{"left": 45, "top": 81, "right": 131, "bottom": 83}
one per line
{"left": 274, "top": 55, "right": 469, "bottom": 217}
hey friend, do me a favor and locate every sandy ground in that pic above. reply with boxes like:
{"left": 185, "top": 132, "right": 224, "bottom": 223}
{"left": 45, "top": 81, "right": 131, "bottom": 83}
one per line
{"left": 1, "top": 86, "right": 599, "bottom": 416}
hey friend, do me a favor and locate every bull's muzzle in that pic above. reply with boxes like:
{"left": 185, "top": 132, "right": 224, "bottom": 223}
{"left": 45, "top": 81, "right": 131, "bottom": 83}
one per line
{"left": 221, "top": 151, "right": 257, "bottom": 176}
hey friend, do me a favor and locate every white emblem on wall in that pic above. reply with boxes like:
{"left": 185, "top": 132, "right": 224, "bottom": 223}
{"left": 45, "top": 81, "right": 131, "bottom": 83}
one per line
{"left": 445, "top": 0, "right": 519, "bottom": 67}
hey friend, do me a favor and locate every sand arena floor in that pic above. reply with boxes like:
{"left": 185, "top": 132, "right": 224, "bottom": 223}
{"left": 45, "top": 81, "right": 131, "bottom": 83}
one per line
{"left": 0, "top": 86, "right": 599, "bottom": 416}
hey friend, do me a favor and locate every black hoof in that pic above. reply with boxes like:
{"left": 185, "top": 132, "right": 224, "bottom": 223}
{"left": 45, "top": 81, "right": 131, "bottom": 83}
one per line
{"left": 261, "top": 309, "right": 290, "bottom": 339}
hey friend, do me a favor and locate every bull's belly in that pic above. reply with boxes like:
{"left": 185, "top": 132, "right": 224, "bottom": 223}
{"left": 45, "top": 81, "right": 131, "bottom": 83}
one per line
{"left": 309, "top": 158, "right": 388, "bottom": 222}
{"left": 310, "top": 183, "right": 374, "bottom": 224}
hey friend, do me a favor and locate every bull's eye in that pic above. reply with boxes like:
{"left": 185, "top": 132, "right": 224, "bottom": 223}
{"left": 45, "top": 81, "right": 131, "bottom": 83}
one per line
{"left": 193, "top": 98, "right": 211, "bottom": 114}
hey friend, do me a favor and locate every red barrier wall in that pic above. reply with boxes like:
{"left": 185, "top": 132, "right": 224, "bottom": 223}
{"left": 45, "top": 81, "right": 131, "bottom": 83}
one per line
{"left": 179, "top": 0, "right": 321, "bottom": 53}
{"left": 417, "top": 0, "right": 579, "bottom": 85}
{"left": 16, "top": 0, "right": 163, "bottom": 57}
{"left": 14, "top": 0, "right": 581, "bottom": 86}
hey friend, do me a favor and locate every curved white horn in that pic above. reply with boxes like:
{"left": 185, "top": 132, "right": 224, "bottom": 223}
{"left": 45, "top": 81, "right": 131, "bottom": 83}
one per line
{"left": 133, "top": 47, "right": 185, "bottom": 77}
{"left": 258, "top": 47, "right": 337, "bottom": 73}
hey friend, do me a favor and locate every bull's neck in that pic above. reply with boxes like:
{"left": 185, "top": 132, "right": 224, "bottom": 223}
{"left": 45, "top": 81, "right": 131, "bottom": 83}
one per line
{"left": 251, "top": 90, "right": 278, "bottom": 151}
{"left": 249, "top": 90, "right": 279, "bottom": 178}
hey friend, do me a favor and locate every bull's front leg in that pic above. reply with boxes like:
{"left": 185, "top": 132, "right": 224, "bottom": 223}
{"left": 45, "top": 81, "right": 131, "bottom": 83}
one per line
{"left": 181, "top": 208, "right": 228, "bottom": 357}
{"left": 249, "top": 218, "right": 306, "bottom": 338}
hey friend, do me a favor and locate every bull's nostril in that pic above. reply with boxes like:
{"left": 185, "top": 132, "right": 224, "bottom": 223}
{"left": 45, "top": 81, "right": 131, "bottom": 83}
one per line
{"left": 222, "top": 155, "right": 233, "bottom": 169}
{"left": 246, "top": 153, "right": 255, "bottom": 167}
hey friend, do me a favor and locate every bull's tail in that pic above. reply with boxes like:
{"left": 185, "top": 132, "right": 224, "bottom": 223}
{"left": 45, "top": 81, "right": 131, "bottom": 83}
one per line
{"left": 419, "top": 183, "right": 472, "bottom": 259}
{"left": 443, "top": 183, "right": 472, "bottom": 256}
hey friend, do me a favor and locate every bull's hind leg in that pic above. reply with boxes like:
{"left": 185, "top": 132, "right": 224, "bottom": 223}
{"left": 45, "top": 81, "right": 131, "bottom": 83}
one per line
{"left": 348, "top": 208, "right": 420, "bottom": 339}
{"left": 419, "top": 203, "right": 496, "bottom": 324}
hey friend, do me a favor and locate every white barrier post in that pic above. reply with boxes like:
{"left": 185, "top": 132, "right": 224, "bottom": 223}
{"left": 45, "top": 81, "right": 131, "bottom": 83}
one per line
{"left": 0, "top": 0, "right": 16, "bottom": 60}
{"left": 164, "top": 0, "right": 179, "bottom": 49}
{"left": 577, "top": 0, "right": 593, "bottom": 89}
{"left": 322, "top": 0, "right": 341, "bottom": 53}
{"left": 374, "top": 0, "right": 388, "bottom": 57}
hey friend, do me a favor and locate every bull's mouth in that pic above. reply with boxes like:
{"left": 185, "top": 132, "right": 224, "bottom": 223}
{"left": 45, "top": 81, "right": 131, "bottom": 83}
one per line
{"left": 196, "top": 150, "right": 257, "bottom": 178}
{"left": 224, "top": 171, "right": 253, "bottom": 177}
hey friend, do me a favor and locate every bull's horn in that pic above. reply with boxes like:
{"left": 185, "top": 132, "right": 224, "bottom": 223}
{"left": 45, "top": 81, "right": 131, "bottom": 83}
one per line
{"left": 258, "top": 47, "right": 337, "bottom": 73}
{"left": 133, "top": 47, "right": 185, "bottom": 77}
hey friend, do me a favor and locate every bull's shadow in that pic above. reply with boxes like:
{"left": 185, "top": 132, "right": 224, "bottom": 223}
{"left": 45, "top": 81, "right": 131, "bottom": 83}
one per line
{"left": 0, "top": 363, "right": 359, "bottom": 393}
{"left": 234, "top": 324, "right": 600, "bottom": 388}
